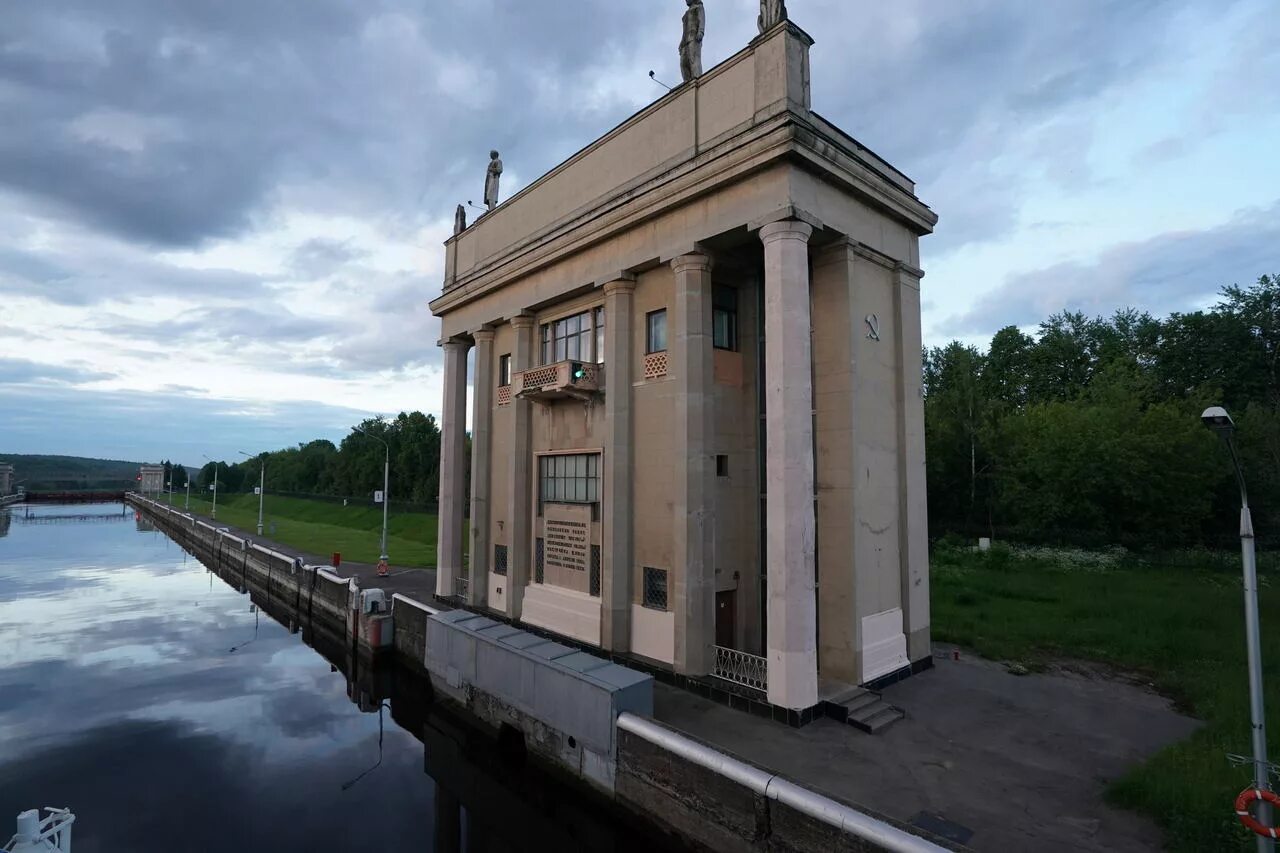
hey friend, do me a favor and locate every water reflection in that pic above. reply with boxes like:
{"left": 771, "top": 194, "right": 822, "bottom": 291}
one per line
{"left": 0, "top": 504, "right": 686, "bottom": 852}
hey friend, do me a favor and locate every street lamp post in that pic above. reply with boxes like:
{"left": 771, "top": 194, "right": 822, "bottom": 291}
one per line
{"left": 185, "top": 475, "right": 191, "bottom": 511}
{"left": 1203, "top": 406, "right": 1274, "bottom": 853}
{"left": 239, "top": 451, "right": 265, "bottom": 536}
{"left": 354, "top": 426, "right": 390, "bottom": 563}
{"left": 202, "top": 455, "right": 221, "bottom": 520}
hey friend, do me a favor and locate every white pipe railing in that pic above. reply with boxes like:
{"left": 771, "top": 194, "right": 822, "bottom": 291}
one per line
{"left": 616, "top": 714, "right": 948, "bottom": 853}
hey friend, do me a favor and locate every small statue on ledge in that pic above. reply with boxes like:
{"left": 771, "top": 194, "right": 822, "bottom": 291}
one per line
{"left": 483, "top": 150, "right": 503, "bottom": 212}
{"left": 758, "top": 0, "right": 787, "bottom": 33}
{"left": 454, "top": 204, "right": 467, "bottom": 235}
{"left": 679, "top": 0, "right": 705, "bottom": 83}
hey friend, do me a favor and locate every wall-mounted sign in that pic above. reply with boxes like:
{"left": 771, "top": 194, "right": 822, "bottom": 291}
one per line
{"left": 374, "top": 490, "right": 384, "bottom": 504}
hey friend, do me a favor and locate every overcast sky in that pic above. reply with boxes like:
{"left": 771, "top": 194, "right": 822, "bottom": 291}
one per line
{"left": 1, "top": 0, "right": 1276, "bottom": 464}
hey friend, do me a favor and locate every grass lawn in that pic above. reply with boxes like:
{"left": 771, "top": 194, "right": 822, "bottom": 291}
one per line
{"left": 932, "top": 543, "right": 1278, "bottom": 852}
{"left": 172, "top": 491, "right": 464, "bottom": 568}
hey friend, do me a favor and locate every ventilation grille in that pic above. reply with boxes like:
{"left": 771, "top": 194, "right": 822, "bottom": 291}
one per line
{"left": 534, "top": 537, "right": 544, "bottom": 584}
{"left": 521, "top": 365, "right": 559, "bottom": 388}
{"left": 643, "top": 351, "right": 668, "bottom": 379}
{"left": 589, "top": 545, "right": 601, "bottom": 597}
{"left": 642, "top": 566, "right": 668, "bottom": 611}
{"left": 493, "top": 544, "right": 508, "bottom": 576}
{"left": 496, "top": 385, "right": 512, "bottom": 406}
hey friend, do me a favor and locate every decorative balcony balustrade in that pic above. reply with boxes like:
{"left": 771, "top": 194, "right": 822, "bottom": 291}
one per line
{"left": 513, "top": 360, "right": 604, "bottom": 403}
{"left": 712, "top": 646, "right": 769, "bottom": 693}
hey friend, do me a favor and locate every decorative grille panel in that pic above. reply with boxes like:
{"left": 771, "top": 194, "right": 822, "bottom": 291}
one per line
{"left": 643, "top": 351, "right": 668, "bottom": 379}
{"left": 521, "top": 365, "right": 560, "bottom": 389}
{"left": 642, "top": 566, "right": 668, "bottom": 611}
{"left": 535, "top": 537, "right": 545, "bottom": 584}
{"left": 493, "top": 544, "right": 508, "bottom": 576}
{"left": 589, "top": 545, "right": 601, "bottom": 597}
{"left": 712, "top": 646, "right": 768, "bottom": 693}
{"left": 496, "top": 385, "right": 512, "bottom": 406}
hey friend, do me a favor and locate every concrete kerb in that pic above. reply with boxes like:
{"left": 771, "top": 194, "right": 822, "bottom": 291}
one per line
{"left": 616, "top": 713, "right": 952, "bottom": 853}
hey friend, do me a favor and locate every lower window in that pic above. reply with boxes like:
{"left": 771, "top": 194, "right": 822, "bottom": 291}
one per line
{"left": 642, "top": 567, "right": 669, "bottom": 611}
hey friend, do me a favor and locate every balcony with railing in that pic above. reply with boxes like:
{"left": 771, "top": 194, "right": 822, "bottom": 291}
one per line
{"left": 513, "top": 361, "right": 604, "bottom": 404}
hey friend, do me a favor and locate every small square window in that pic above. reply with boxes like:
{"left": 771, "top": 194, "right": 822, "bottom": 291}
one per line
{"left": 498, "top": 354, "right": 511, "bottom": 386}
{"left": 643, "top": 567, "right": 668, "bottom": 611}
{"left": 647, "top": 309, "right": 667, "bottom": 354}
{"left": 716, "top": 455, "right": 729, "bottom": 477}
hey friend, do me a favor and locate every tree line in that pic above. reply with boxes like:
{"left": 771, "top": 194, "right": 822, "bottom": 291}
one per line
{"left": 925, "top": 273, "right": 1279, "bottom": 548}
{"left": 195, "top": 412, "right": 457, "bottom": 510}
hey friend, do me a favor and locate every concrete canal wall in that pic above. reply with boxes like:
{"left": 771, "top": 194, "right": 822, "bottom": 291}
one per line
{"left": 128, "top": 495, "right": 951, "bottom": 853}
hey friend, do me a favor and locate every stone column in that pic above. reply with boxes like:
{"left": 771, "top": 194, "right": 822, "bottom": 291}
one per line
{"left": 602, "top": 276, "right": 636, "bottom": 651}
{"left": 436, "top": 337, "right": 471, "bottom": 599}
{"left": 469, "top": 328, "right": 495, "bottom": 609}
{"left": 506, "top": 314, "right": 536, "bottom": 620}
{"left": 894, "top": 263, "right": 931, "bottom": 661}
{"left": 672, "top": 253, "right": 715, "bottom": 676}
{"left": 760, "top": 220, "right": 818, "bottom": 710}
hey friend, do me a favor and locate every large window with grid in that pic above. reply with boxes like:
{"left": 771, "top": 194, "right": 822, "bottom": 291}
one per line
{"left": 539, "top": 453, "right": 600, "bottom": 505}
{"left": 540, "top": 307, "right": 604, "bottom": 365}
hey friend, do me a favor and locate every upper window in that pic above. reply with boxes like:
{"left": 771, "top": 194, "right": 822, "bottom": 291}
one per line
{"left": 646, "top": 309, "right": 668, "bottom": 354}
{"left": 713, "top": 285, "right": 738, "bottom": 351}
{"left": 498, "top": 354, "right": 512, "bottom": 386}
{"left": 540, "top": 308, "right": 604, "bottom": 365}
{"left": 539, "top": 453, "right": 600, "bottom": 504}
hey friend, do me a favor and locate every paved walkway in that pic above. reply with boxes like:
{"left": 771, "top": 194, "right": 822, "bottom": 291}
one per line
{"left": 655, "top": 645, "right": 1199, "bottom": 852}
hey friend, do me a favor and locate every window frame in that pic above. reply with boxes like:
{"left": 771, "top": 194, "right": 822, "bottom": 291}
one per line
{"left": 712, "top": 285, "right": 738, "bottom": 351}
{"left": 498, "top": 353, "right": 512, "bottom": 387}
{"left": 539, "top": 307, "right": 604, "bottom": 366}
{"left": 538, "top": 452, "right": 601, "bottom": 508}
{"left": 646, "top": 309, "right": 668, "bottom": 354}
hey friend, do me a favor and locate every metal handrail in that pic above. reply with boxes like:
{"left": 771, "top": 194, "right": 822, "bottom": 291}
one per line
{"left": 616, "top": 714, "right": 947, "bottom": 853}
{"left": 713, "top": 646, "right": 769, "bottom": 692}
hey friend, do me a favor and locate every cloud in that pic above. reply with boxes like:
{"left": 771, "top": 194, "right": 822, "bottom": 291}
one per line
{"left": 0, "top": 239, "right": 267, "bottom": 306}
{"left": 939, "top": 201, "right": 1280, "bottom": 335}
{"left": 0, "top": 357, "right": 115, "bottom": 385}
{"left": 0, "top": 384, "right": 367, "bottom": 461}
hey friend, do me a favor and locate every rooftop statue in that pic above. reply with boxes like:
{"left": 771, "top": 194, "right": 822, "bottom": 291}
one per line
{"left": 454, "top": 204, "right": 467, "bottom": 235}
{"left": 679, "top": 0, "right": 705, "bottom": 83}
{"left": 483, "top": 150, "right": 503, "bottom": 212}
{"left": 758, "top": 0, "right": 787, "bottom": 33}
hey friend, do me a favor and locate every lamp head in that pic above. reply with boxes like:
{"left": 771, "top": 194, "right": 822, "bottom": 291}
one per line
{"left": 1201, "top": 406, "right": 1235, "bottom": 436}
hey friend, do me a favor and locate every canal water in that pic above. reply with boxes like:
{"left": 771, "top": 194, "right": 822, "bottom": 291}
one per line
{"left": 0, "top": 503, "right": 681, "bottom": 852}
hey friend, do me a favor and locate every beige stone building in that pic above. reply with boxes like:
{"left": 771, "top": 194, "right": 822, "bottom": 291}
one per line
{"left": 0, "top": 463, "right": 13, "bottom": 495}
{"left": 430, "top": 20, "right": 936, "bottom": 712}
{"left": 139, "top": 464, "right": 166, "bottom": 496}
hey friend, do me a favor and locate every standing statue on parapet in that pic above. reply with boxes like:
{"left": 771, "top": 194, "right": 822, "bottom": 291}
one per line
{"left": 679, "top": 0, "right": 705, "bottom": 83}
{"left": 483, "top": 150, "right": 503, "bottom": 212}
{"left": 758, "top": 0, "right": 787, "bottom": 33}
{"left": 454, "top": 204, "right": 467, "bottom": 235}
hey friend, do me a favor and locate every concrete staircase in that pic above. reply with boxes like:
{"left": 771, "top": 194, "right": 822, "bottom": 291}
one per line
{"left": 820, "top": 683, "right": 905, "bottom": 734}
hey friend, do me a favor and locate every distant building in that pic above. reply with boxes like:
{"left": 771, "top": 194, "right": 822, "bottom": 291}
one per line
{"left": 139, "top": 464, "right": 166, "bottom": 496}
{"left": 0, "top": 463, "right": 12, "bottom": 495}
{"left": 430, "top": 20, "right": 935, "bottom": 711}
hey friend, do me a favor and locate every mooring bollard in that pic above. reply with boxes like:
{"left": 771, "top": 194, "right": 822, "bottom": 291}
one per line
{"left": 332, "top": 552, "right": 341, "bottom": 568}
